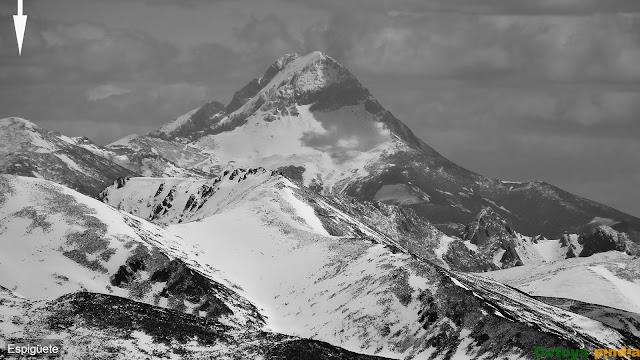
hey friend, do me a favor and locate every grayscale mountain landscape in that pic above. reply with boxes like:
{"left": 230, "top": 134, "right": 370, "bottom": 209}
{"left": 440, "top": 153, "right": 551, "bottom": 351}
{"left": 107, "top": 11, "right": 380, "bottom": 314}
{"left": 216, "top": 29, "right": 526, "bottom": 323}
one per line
{"left": 1, "top": 49, "right": 639, "bottom": 359}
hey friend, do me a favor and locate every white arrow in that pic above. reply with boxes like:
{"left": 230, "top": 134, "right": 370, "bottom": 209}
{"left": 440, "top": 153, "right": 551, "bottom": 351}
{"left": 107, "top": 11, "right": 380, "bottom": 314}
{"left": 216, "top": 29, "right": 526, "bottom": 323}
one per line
{"left": 13, "top": 0, "right": 27, "bottom": 55}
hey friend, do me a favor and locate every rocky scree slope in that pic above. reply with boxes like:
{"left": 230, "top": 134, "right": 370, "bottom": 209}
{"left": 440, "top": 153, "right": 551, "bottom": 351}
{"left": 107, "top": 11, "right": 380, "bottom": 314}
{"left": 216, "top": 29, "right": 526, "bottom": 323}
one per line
{"left": 0, "top": 288, "right": 390, "bottom": 360}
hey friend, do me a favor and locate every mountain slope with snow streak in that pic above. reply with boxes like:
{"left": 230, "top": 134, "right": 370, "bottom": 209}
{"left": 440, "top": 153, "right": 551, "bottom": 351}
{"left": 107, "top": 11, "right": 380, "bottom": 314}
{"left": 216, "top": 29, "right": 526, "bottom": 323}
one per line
{"left": 535, "top": 296, "right": 640, "bottom": 340}
{"left": 0, "top": 117, "right": 137, "bottom": 196}
{"left": 100, "top": 171, "right": 638, "bottom": 358}
{"left": 149, "top": 101, "right": 227, "bottom": 142}
{"left": 0, "top": 174, "right": 264, "bottom": 330}
{"left": 481, "top": 251, "right": 640, "bottom": 315}
{"left": 99, "top": 168, "right": 461, "bottom": 269}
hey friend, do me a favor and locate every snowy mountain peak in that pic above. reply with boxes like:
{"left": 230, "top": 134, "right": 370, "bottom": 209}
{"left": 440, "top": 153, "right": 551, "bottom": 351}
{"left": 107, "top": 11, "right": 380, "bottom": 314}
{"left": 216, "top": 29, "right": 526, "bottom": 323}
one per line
{"left": 0, "top": 117, "right": 38, "bottom": 131}
{"left": 123, "top": 51, "right": 640, "bottom": 243}
{"left": 270, "top": 51, "right": 359, "bottom": 94}
{"left": 223, "top": 51, "right": 366, "bottom": 116}
{"left": 261, "top": 51, "right": 340, "bottom": 87}
{"left": 0, "top": 117, "right": 138, "bottom": 196}
{"left": 262, "top": 52, "right": 301, "bottom": 81}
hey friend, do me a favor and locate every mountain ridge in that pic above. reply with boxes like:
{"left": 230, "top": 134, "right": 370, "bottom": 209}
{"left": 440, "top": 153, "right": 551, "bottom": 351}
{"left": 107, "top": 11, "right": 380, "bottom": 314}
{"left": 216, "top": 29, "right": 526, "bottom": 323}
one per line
{"left": 0, "top": 117, "right": 138, "bottom": 196}
{"left": 96, "top": 168, "right": 639, "bottom": 356}
{"left": 134, "top": 51, "right": 640, "bottom": 240}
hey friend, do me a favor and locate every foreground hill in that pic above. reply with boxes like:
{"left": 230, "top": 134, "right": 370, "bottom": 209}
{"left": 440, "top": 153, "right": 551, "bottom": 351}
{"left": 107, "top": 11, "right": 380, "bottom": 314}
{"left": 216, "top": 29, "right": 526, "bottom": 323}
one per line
{"left": 0, "top": 174, "right": 400, "bottom": 358}
{"left": 0, "top": 174, "right": 263, "bottom": 329}
{"left": 0, "top": 289, "right": 390, "bottom": 360}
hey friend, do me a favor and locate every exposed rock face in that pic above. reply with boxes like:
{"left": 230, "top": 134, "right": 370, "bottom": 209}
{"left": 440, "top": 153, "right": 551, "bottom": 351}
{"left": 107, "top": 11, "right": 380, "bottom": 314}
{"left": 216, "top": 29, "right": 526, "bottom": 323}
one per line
{"left": 579, "top": 225, "right": 640, "bottom": 257}
{"left": 225, "top": 53, "right": 300, "bottom": 114}
{"left": 149, "top": 101, "right": 226, "bottom": 142}
{"left": 442, "top": 208, "right": 524, "bottom": 272}
{"left": 443, "top": 242, "right": 500, "bottom": 272}
{"left": 464, "top": 207, "right": 517, "bottom": 246}
{"left": 108, "top": 235, "right": 240, "bottom": 321}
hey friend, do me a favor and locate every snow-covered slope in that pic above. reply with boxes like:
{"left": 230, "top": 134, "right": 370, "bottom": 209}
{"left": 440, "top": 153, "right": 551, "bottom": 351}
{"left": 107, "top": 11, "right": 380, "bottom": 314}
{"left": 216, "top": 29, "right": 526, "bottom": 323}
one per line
{"left": 481, "top": 251, "right": 640, "bottom": 315}
{"left": 104, "top": 134, "right": 218, "bottom": 177}
{"left": 438, "top": 207, "right": 639, "bottom": 273}
{"left": 536, "top": 296, "right": 640, "bottom": 340}
{"left": 0, "top": 117, "right": 137, "bottom": 196}
{"left": 0, "top": 174, "right": 263, "bottom": 330}
{"left": 69, "top": 133, "right": 219, "bottom": 178}
{"left": 100, "top": 171, "right": 639, "bottom": 358}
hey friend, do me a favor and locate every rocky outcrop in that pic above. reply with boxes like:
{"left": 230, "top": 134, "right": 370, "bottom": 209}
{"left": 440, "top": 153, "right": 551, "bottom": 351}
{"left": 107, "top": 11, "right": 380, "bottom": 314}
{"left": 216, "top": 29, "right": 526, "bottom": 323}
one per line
{"left": 579, "top": 225, "right": 640, "bottom": 257}
{"left": 442, "top": 208, "right": 525, "bottom": 272}
{"left": 225, "top": 53, "right": 300, "bottom": 114}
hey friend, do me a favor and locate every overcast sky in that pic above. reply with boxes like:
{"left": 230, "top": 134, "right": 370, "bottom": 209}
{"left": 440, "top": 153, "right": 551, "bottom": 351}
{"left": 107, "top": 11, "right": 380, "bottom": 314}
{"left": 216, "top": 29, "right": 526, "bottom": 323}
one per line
{"left": 0, "top": 0, "right": 639, "bottom": 217}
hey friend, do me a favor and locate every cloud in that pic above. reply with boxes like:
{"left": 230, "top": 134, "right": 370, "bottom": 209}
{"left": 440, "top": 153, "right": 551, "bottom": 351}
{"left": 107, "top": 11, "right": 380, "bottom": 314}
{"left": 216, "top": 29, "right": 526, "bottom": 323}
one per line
{"left": 86, "top": 84, "right": 132, "bottom": 101}
{"left": 0, "top": 20, "right": 180, "bottom": 84}
{"left": 229, "top": 14, "right": 304, "bottom": 75}
{"left": 0, "top": 17, "right": 235, "bottom": 144}
{"left": 99, "top": 0, "right": 237, "bottom": 7}
{"left": 1, "top": 0, "right": 638, "bottom": 214}
{"left": 300, "top": 108, "right": 391, "bottom": 160}
{"left": 146, "top": 83, "right": 209, "bottom": 112}
{"left": 305, "top": 11, "right": 640, "bottom": 83}
{"left": 285, "top": 0, "right": 640, "bottom": 15}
